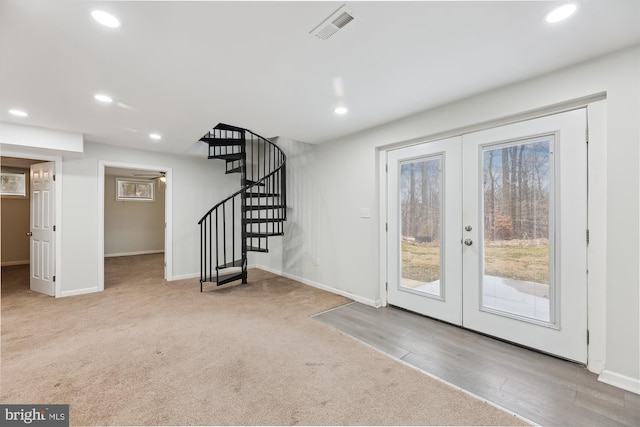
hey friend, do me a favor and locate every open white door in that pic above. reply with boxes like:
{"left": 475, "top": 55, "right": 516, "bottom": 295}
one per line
{"left": 30, "top": 162, "right": 55, "bottom": 296}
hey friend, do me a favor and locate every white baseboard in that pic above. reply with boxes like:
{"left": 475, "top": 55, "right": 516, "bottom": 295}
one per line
{"left": 254, "top": 264, "right": 381, "bottom": 308}
{"left": 171, "top": 272, "right": 200, "bottom": 281}
{"left": 58, "top": 287, "right": 99, "bottom": 298}
{"left": 1, "top": 260, "right": 29, "bottom": 267}
{"left": 169, "top": 265, "right": 260, "bottom": 282}
{"left": 598, "top": 369, "right": 640, "bottom": 394}
{"left": 173, "top": 265, "right": 382, "bottom": 309}
{"left": 105, "top": 250, "right": 164, "bottom": 258}
{"left": 171, "top": 264, "right": 260, "bottom": 282}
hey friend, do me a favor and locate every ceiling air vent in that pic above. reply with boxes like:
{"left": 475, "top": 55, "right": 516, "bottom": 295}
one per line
{"left": 310, "top": 5, "right": 356, "bottom": 40}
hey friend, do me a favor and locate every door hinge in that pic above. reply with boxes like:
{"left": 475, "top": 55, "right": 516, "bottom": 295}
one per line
{"left": 586, "top": 127, "right": 589, "bottom": 143}
{"left": 53, "top": 225, "right": 56, "bottom": 231}
{"left": 587, "top": 330, "right": 590, "bottom": 345}
{"left": 385, "top": 163, "right": 388, "bottom": 173}
{"left": 386, "top": 223, "right": 388, "bottom": 232}
{"left": 385, "top": 282, "right": 388, "bottom": 291}
{"left": 53, "top": 174, "right": 56, "bottom": 181}
{"left": 53, "top": 275, "right": 56, "bottom": 282}
{"left": 586, "top": 229, "right": 590, "bottom": 245}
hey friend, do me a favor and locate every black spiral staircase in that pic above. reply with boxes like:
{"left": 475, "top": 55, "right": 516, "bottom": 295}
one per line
{"left": 198, "top": 123, "right": 286, "bottom": 291}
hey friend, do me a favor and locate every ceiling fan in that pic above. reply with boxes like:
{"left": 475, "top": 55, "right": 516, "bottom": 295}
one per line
{"left": 133, "top": 171, "right": 166, "bottom": 181}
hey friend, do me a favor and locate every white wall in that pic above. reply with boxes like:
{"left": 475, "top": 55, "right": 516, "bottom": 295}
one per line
{"left": 253, "top": 136, "right": 381, "bottom": 306}
{"left": 255, "top": 46, "right": 640, "bottom": 391}
{"left": 61, "top": 141, "right": 238, "bottom": 293}
{"left": 248, "top": 137, "right": 340, "bottom": 293}
{"left": 104, "top": 174, "right": 165, "bottom": 256}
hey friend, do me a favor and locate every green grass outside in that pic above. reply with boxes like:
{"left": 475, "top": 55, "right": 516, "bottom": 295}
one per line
{"left": 402, "top": 240, "right": 549, "bottom": 284}
{"left": 402, "top": 242, "right": 441, "bottom": 283}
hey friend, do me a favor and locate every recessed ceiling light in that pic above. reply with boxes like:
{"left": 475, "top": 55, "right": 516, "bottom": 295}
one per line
{"left": 9, "top": 109, "right": 28, "bottom": 117}
{"left": 334, "top": 106, "right": 348, "bottom": 115}
{"left": 91, "top": 10, "right": 120, "bottom": 28}
{"left": 94, "top": 94, "right": 113, "bottom": 103}
{"left": 149, "top": 133, "right": 162, "bottom": 140}
{"left": 545, "top": 3, "right": 577, "bottom": 23}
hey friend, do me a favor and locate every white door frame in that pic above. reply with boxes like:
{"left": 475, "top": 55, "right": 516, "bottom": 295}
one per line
{"left": 0, "top": 149, "right": 63, "bottom": 297}
{"left": 98, "top": 160, "right": 173, "bottom": 291}
{"left": 378, "top": 101, "right": 607, "bottom": 373}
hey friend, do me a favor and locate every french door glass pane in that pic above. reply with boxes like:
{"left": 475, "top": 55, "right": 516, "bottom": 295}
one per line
{"left": 481, "top": 138, "right": 553, "bottom": 323}
{"left": 400, "top": 156, "right": 443, "bottom": 297}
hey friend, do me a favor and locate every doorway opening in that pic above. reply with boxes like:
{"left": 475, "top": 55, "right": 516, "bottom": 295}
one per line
{"left": 97, "top": 161, "right": 172, "bottom": 291}
{"left": 103, "top": 167, "right": 166, "bottom": 289}
{"left": 0, "top": 153, "right": 62, "bottom": 297}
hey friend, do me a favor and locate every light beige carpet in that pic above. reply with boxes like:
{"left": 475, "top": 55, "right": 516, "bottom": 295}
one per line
{"left": 1, "top": 254, "right": 527, "bottom": 426}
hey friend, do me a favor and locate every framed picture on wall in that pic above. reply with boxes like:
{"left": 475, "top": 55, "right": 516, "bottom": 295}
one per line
{"left": 116, "top": 178, "right": 155, "bottom": 201}
{"left": 0, "top": 172, "right": 27, "bottom": 197}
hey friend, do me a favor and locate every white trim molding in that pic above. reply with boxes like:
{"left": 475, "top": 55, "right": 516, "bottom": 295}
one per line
{"left": 378, "top": 147, "right": 388, "bottom": 307}
{"left": 598, "top": 370, "right": 640, "bottom": 395}
{"left": 171, "top": 272, "right": 200, "bottom": 281}
{"left": 59, "top": 287, "right": 100, "bottom": 298}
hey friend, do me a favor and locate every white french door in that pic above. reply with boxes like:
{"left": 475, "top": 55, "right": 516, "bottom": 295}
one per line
{"left": 386, "top": 109, "right": 587, "bottom": 363}
{"left": 30, "top": 162, "right": 56, "bottom": 296}
{"left": 462, "top": 109, "right": 587, "bottom": 362}
{"left": 388, "top": 137, "right": 463, "bottom": 325}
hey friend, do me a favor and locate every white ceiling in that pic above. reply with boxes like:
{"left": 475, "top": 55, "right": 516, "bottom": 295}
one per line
{"left": 1, "top": 1, "right": 638, "bottom": 155}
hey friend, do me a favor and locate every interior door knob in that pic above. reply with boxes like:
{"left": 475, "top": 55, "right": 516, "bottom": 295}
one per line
{"left": 26, "top": 231, "right": 33, "bottom": 236}
{"left": 464, "top": 238, "right": 473, "bottom": 246}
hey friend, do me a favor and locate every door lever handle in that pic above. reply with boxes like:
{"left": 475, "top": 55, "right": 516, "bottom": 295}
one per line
{"left": 464, "top": 238, "right": 473, "bottom": 246}
{"left": 26, "top": 231, "right": 33, "bottom": 236}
